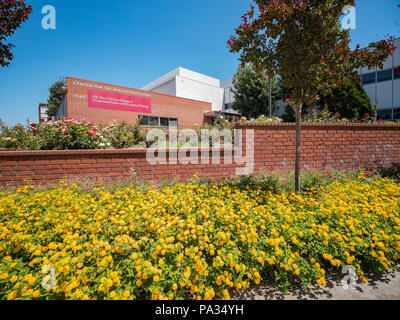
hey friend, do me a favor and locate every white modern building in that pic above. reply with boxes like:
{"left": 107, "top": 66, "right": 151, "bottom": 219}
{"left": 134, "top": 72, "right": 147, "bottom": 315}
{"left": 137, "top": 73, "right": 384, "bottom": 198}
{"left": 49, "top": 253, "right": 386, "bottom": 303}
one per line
{"left": 221, "top": 79, "right": 235, "bottom": 111}
{"left": 358, "top": 37, "right": 400, "bottom": 121}
{"left": 38, "top": 103, "right": 49, "bottom": 122}
{"left": 141, "top": 67, "right": 238, "bottom": 116}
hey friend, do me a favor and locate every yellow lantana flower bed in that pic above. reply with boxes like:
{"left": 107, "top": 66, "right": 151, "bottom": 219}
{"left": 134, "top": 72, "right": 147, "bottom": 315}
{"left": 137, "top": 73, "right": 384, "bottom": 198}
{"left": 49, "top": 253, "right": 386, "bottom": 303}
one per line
{"left": 0, "top": 177, "right": 399, "bottom": 300}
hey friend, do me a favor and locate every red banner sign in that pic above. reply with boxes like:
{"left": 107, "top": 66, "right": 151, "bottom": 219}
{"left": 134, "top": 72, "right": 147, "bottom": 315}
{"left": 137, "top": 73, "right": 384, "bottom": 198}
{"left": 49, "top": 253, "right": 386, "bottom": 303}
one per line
{"left": 87, "top": 89, "right": 152, "bottom": 114}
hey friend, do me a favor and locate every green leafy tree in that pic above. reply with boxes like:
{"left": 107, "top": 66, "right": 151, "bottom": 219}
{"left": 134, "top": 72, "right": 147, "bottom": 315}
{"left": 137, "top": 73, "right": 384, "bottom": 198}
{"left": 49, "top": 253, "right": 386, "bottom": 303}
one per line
{"left": 0, "top": 0, "right": 32, "bottom": 67}
{"left": 232, "top": 65, "right": 279, "bottom": 118}
{"left": 280, "top": 75, "right": 375, "bottom": 121}
{"left": 228, "top": 0, "right": 395, "bottom": 192}
{"left": 275, "top": 75, "right": 291, "bottom": 101}
{"left": 281, "top": 103, "right": 296, "bottom": 123}
{"left": 318, "top": 80, "right": 375, "bottom": 119}
{"left": 47, "top": 80, "right": 67, "bottom": 117}
{"left": 277, "top": 76, "right": 309, "bottom": 122}
{"left": 281, "top": 99, "right": 310, "bottom": 123}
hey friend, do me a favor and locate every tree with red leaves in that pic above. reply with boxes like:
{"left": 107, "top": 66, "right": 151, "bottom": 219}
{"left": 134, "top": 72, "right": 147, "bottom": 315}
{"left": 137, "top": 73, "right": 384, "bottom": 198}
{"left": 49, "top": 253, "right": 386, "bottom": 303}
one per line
{"left": 0, "top": 0, "right": 32, "bottom": 67}
{"left": 228, "top": 0, "right": 395, "bottom": 192}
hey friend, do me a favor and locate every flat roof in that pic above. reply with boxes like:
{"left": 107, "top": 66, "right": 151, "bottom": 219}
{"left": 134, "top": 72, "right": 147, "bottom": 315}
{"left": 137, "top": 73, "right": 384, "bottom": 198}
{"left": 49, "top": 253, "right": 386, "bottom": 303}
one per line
{"left": 66, "top": 76, "right": 213, "bottom": 106}
{"left": 141, "top": 67, "right": 221, "bottom": 91}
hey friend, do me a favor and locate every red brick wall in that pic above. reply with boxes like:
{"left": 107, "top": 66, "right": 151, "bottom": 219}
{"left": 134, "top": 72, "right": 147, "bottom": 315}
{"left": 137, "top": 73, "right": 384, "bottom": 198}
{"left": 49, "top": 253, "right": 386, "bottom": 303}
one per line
{"left": 0, "top": 149, "right": 240, "bottom": 186}
{"left": 237, "top": 123, "right": 400, "bottom": 174}
{"left": 1, "top": 123, "right": 399, "bottom": 186}
{"left": 65, "top": 77, "right": 212, "bottom": 129}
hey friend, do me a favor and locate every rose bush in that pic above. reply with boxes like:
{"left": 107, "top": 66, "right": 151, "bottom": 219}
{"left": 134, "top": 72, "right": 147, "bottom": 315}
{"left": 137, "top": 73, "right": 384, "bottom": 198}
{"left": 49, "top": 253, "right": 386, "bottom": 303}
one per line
{"left": 102, "top": 121, "right": 146, "bottom": 150}
{"left": 0, "top": 119, "right": 145, "bottom": 151}
{"left": 302, "top": 108, "right": 394, "bottom": 124}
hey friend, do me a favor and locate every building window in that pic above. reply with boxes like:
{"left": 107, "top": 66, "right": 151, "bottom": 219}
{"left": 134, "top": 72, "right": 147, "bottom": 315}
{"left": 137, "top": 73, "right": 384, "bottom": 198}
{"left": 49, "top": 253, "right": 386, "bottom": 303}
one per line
{"left": 361, "top": 72, "right": 376, "bottom": 85}
{"left": 149, "top": 116, "right": 159, "bottom": 126}
{"left": 169, "top": 119, "right": 178, "bottom": 128}
{"left": 160, "top": 117, "right": 169, "bottom": 127}
{"left": 39, "top": 104, "right": 49, "bottom": 122}
{"left": 224, "top": 103, "right": 232, "bottom": 111}
{"left": 377, "top": 69, "right": 393, "bottom": 82}
{"left": 394, "top": 66, "right": 400, "bottom": 79}
{"left": 138, "top": 115, "right": 178, "bottom": 128}
{"left": 394, "top": 108, "right": 400, "bottom": 120}
{"left": 377, "top": 109, "right": 393, "bottom": 121}
{"left": 139, "top": 115, "right": 149, "bottom": 126}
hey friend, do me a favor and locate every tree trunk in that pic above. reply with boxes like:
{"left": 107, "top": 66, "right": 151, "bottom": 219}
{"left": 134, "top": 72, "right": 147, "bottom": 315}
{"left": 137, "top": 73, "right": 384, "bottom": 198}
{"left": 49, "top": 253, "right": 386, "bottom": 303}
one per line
{"left": 268, "top": 78, "right": 272, "bottom": 118}
{"left": 295, "top": 99, "right": 302, "bottom": 193}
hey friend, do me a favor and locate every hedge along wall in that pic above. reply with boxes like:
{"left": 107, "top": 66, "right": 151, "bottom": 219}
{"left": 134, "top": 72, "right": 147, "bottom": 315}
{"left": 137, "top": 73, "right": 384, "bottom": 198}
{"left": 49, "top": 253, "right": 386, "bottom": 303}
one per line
{"left": 0, "top": 123, "right": 400, "bottom": 186}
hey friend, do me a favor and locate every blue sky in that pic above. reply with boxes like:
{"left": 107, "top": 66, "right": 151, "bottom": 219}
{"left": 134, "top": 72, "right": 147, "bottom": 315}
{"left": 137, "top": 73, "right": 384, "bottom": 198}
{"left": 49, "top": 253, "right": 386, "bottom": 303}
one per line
{"left": 0, "top": 0, "right": 399, "bottom": 125}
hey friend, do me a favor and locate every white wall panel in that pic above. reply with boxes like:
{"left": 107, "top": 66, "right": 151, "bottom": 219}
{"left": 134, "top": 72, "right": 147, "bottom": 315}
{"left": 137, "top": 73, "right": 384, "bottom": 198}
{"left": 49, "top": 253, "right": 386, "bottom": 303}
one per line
{"left": 175, "top": 76, "right": 224, "bottom": 111}
{"left": 376, "top": 82, "right": 393, "bottom": 109}
{"left": 149, "top": 79, "right": 176, "bottom": 96}
{"left": 382, "top": 54, "right": 393, "bottom": 70}
{"left": 394, "top": 39, "right": 400, "bottom": 67}
{"left": 363, "top": 83, "right": 376, "bottom": 105}
{"left": 394, "top": 79, "right": 400, "bottom": 108}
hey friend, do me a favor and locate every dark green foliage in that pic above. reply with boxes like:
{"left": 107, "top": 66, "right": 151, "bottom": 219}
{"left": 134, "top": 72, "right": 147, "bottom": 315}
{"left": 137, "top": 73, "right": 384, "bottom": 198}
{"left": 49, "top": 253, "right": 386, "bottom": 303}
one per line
{"left": 376, "top": 163, "right": 400, "bottom": 181}
{"left": 47, "top": 81, "right": 67, "bottom": 118}
{"left": 281, "top": 103, "right": 297, "bottom": 123}
{"left": 229, "top": 174, "right": 281, "bottom": 193}
{"left": 318, "top": 80, "right": 375, "bottom": 119}
{"left": 204, "top": 169, "right": 371, "bottom": 194}
{"left": 279, "top": 76, "right": 374, "bottom": 121}
{"left": 0, "top": 1, "right": 32, "bottom": 67}
{"left": 281, "top": 101, "right": 309, "bottom": 123}
{"left": 232, "top": 65, "right": 279, "bottom": 118}
{"left": 277, "top": 76, "right": 310, "bottom": 122}
{"left": 105, "top": 121, "right": 146, "bottom": 149}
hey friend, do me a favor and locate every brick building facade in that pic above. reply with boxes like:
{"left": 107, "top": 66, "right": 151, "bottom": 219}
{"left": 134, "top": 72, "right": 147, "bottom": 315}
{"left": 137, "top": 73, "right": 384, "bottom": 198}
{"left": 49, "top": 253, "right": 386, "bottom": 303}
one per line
{"left": 56, "top": 77, "right": 213, "bottom": 129}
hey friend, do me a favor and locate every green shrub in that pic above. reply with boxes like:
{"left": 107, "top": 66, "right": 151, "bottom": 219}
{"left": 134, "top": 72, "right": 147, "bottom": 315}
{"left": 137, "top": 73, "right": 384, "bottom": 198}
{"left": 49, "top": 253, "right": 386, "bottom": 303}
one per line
{"left": 229, "top": 174, "right": 281, "bottom": 193}
{"left": 376, "top": 163, "right": 400, "bottom": 181}
{"left": 220, "top": 169, "right": 367, "bottom": 194}
{"left": 102, "top": 121, "right": 146, "bottom": 149}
